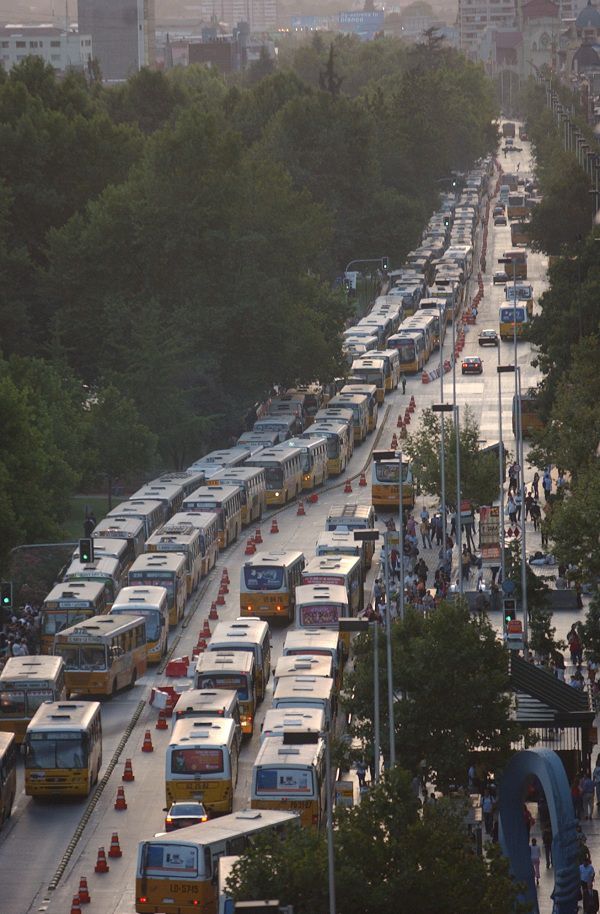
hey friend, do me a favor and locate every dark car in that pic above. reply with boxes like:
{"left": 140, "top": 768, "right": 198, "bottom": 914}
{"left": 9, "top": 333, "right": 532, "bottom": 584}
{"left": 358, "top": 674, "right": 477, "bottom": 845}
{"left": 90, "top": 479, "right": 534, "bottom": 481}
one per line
{"left": 494, "top": 215, "right": 507, "bottom": 227}
{"left": 493, "top": 204, "right": 505, "bottom": 217}
{"left": 164, "top": 802, "right": 209, "bottom": 831}
{"left": 493, "top": 270, "right": 508, "bottom": 285}
{"left": 461, "top": 356, "right": 483, "bottom": 375}
{"left": 478, "top": 329, "right": 499, "bottom": 347}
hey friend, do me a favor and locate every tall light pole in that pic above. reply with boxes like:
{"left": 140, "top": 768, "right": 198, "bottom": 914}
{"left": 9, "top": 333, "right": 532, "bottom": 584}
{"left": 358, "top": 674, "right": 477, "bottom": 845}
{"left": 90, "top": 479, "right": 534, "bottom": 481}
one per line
{"left": 497, "top": 361, "right": 509, "bottom": 583}
{"left": 432, "top": 403, "right": 460, "bottom": 590}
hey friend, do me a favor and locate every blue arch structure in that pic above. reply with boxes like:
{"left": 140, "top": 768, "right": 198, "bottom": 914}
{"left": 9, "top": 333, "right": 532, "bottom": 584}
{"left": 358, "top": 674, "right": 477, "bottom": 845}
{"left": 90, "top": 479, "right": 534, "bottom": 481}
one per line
{"left": 498, "top": 748, "right": 580, "bottom": 914}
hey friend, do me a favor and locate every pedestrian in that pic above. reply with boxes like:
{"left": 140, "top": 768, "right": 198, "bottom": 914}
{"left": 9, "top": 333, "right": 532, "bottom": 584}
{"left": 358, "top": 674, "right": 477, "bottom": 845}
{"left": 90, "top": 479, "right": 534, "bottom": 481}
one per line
{"left": 540, "top": 517, "right": 550, "bottom": 549}
{"left": 530, "top": 837, "right": 541, "bottom": 886}
{"left": 525, "top": 490, "right": 534, "bottom": 520}
{"left": 572, "top": 776, "right": 584, "bottom": 820}
{"left": 582, "top": 772, "right": 595, "bottom": 820}
{"left": 507, "top": 494, "right": 518, "bottom": 525}
{"left": 355, "top": 759, "right": 367, "bottom": 790}
{"left": 543, "top": 469, "right": 552, "bottom": 502}
{"left": 406, "top": 514, "right": 416, "bottom": 538}
{"left": 461, "top": 545, "right": 471, "bottom": 582}
{"left": 542, "top": 824, "right": 553, "bottom": 869}
{"left": 523, "top": 803, "right": 535, "bottom": 837}
{"left": 593, "top": 757, "right": 600, "bottom": 814}
{"left": 400, "top": 373, "right": 406, "bottom": 395}
{"left": 481, "top": 789, "right": 494, "bottom": 835}
{"left": 530, "top": 500, "right": 541, "bottom": 531}
{"left": 83, "top": 513, "right": 96, "bottom": 537}
{"left": 532, "top": 471, "right": 540, "bottom": 499}
{"left": 508, "top": 462, "right": 518, "bottom": 494}
{"left": 420, "top": 517, "right": 432, "bottom": 549}
{"left": 581, "top": 854, "right": 595, "bottom": 910}
{"left": 568, "top": 624, "right": 583, "bottom": 666}
{"left": 389, "top": 548, "right": 399, "bottom": 583}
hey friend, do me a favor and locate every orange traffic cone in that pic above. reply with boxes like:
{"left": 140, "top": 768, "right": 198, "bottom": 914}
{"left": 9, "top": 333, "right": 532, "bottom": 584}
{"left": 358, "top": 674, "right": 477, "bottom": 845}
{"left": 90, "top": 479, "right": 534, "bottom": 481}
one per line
{"left": 359, "top": 472, "right": 367, "bottom": 487}
{"left": 202, "top": 618, "right": 211, "bottom": 638}
{"left": 221, "top": 568, "right": 230, "bottom": 584}
{"left": 108, "top": 832, "right": 122, "bottom": 859}
{"left": 404, "top": 410, "right": 411, "bottom": 425}
{"left": 193, "top": 637, "right": 206, "bottom": 654}
{"left": 141, "top": 730, "right": 154, "bottom": 753}
{"left": 78, "top": 877, "right": 90, "bottom": 904}
{"left": 70, "top": 894, "right": 82, "bottom": 914}
{"left": 122, "top": 758, "right": 135, "bottom": 782}
{"left": 254, "top": 528, "right": 263, "bottom": 544}
{"left": 208, "top": 602, "right": 219, "bottom": 620}
{"left": 216, "top": 586, "right": 226, "bottom": 606}
{"left": 409, "top": 395, "right": 416, "bottom": 411}
{"left": 270, "top": 518, "right": 279, "bottom": 534}
{"left": 344, "top": 480, "right": 352, "bottom": 494}
{"left": 397, "top": 415, "right": 403, "bottom": 428}
{"left": 220, "top": 577, "right": 229, "bottom": 594}
{"left": 244, "top": 539, "right": 256, "bottom": 555}
{"left": 155, "top": 710, "right": 168, "bottom": 731}
{"left": 114, "top": 786, "right": 128, "bottom": 810}
{"left": 297, "top": 500, "right": 306, "bottom": 516}
{"left": 94, "top": 847, "right": 109, "bottom": 874}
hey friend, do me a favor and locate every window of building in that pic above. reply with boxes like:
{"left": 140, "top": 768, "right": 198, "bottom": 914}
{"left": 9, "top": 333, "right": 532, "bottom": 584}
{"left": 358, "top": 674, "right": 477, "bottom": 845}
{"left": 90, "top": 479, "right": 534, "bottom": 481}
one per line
{"left": 50, "top": 40, "right": 60, "bottom": 47}
{"left": 85, "top": 39, "right": 91, "bottom": 45}
{"left": 29, "top": 41, "right": 38, "bottom": 47}
{"left": 51, "top": 53, "right": 61, "bottom": 60}
{"left": 1, "top": 41, "right": 8, "bottom": 47}
{"left": 16, "top": 41, "right": 26, "bottom": 48}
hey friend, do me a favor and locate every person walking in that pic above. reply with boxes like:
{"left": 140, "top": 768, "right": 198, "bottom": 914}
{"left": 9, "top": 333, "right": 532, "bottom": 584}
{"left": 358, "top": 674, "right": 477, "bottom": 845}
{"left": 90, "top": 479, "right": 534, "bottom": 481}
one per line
{"left": 507, "top": 494, "right": 518, "bottom": 525}
{"left": 481, "top": 789, "right": 494, "bottom": 836}
{"left": 530, "top": 500, "right": 541, "bottom": 531}
{"left": 420, "top": 517, "right": 432, "bottom": 549}
{"left": 580, "top": 854, "right": 595, "bottom": 911}
{"left": 582, "top": 772, "right": 595, "bottom": 820}
{"left": 530, "top": 837, "right": 541, "bottom": 886}
{"left": 568, "top": 624, "right": 584, "bottom": 666}
{"left": 532, "top": 471, "right": 540, "bottom": 500}
{"left": 83, "top": 513, "right": 96, "bottom": 538}
{"left": 572, "top": 776, "right": 584, "bottom": 820}
{"left": 508, "top": 462, "right": 518, "bottom": 495}
{"left": 593, "top": 757, "right": 600, "bottom": 815}
{"left": 543, "top": 469, "right": 553, "bottom": 502}
{"left": 400, "top": 373, "right": 406, "bottom": 395}
{"left": 355, "top": 759, "right": 367, "bottom": 790}
{"left": 542, "top": 824, "right": 553, "bottom": 869}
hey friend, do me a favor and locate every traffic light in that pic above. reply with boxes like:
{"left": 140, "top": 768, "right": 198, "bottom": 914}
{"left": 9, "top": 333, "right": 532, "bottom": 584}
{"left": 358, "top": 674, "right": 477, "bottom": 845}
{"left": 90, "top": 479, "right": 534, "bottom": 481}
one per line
{"left": 503, "top": 598, "right": 516, "bottom": 627}
{"left": 1, "top": 582, "right": 13, "bottom": 612}
{"left": 443, "top": 215, "right": 451, "bottom": 228}
{"left": 381, "top": 256, "right": 389, "bottom": 272}
{"left": 79, "top": 538, "right": 94, "bottom": 564}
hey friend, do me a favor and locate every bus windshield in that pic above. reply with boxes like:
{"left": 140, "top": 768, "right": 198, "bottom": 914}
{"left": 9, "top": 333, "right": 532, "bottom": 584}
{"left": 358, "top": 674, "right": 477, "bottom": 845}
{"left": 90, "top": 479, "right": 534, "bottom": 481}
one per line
{"left": 196, "top": 673, "right": 249, "bottom": 701}
{"left": 43, "top": 609, "right": 90, "bottom": 636}
{"left": 375, "top": 463, "right": 410, "bottom": 482}
{"left": 243, "top": 567, "right": 284, "bottom": 590}
{"left": 113, "top": 607, "right": 161, "bottom": 642}
{"left": 26, "top": 733, "right": 87, "bottom": 769}
{"left": 55, "top": 645, "right": 107, "bottom": 671}
{"left": 1, "top": 689, "right": 54, "bottom": 716}
{"left": 264, "top": 467, "right": 284, "bottom": 489}
{"left": 171, "top": 748, "right": 224, "bottom": 774}
{"left": 500, "top": 306, "right": 526, "bottom": 322}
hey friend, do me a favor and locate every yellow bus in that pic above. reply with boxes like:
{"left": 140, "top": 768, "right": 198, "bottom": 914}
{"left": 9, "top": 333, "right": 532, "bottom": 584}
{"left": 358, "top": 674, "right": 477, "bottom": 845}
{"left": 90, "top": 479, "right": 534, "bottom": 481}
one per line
{"left": 128, "top": 552, "right": 187, "bottom": 627}
{"left": 418, "top": 308, "right": 446, "bottom": 350}
{"left": 294, "top": 584, "right": 350, "bottom": 635}
{"left": 108, "top": 499, "right": 166, "bottom": 540}
{"left": 244, "top": 449, "right": 303, "bottom": 506}
{"left": 74, "top": 537, "right": 131, "bottom": 591}
{"left": 260, "top": 707, "right": 326, "bottom": 744}
{"left": 189, "top": 447, "right": 251, "bottom": 473}
{"left": 272, "top": 677, "right": 335, "bottom": 730}
{"left": 499, "top": 303, "right": 530, "bottom": 341}
{"left": 135, "top": 809, "right": 299, "bottom": 914}
{"left": 350, "top": 357, "right": 386, "bottom": 403}
{"left": 502, "top": 249, "right": 528, "bottom": 280}
{"left": 40, "top": 581, "right": 109, "bottom": 654}
{"left": 403, "top": 316, "right": 436, "bottom": 361}
{"left": 315, "top": 530, "right": 366, "bottom": 574}
{"left": 325, "top": 503, "right": 376, "bottom": 568}
{"left": 24, "top": 700, "right": 102, "bottom": 797}
{"left": 279, "top": 437, "right": 328, "bottom": 490}
{"left": 165, "top": 718, "right": 239, "bottom": 813}
{"left": 301, "top": 422, "right": 350, "bottom": 476}
{"left": 301, "top": 554, "right": 363, "bottom": 616}
{"left": 152, "top": 470, "right": 209, "bottom": 499}
{"left": 205, "top": 467, "right": 267, "bottom": 526}
{"left": 251, "top": 736, "right": 326, "bottom": 830}
{"left": 63, "top": 555, "right": 121, "bottom": 608}
{"left": 371, "top": 450, "right": 416, "bottom": 510}
{"left": 207, "top": 618, "right": 271, "bottom": 702}
{"left": 273, "top": 653, "right": 333, "bottom": 689}
{"left": 340, "top": 383, "right": 378, "bottom": 432}
{"left": 283, "top": 629, "right": 343, "bottom": 691}
{"left": 130, "top": 482, "right": 186, "bottom": 519}
{"left": 194, "top": 651, "right": 257, "bottom": 737}
{"left": 385, "top": 331, "right": 426, "bottom": 374}
{"left": 328, "top": 393, "right": 369, "bottom": 442}
{"left": 173, "top": 689, "right": 242, "bottom": 753}
{"left": 169, "top": 511, "right": 220, "bottom": 578}
{"left": 507, "top": 193, "right": 528, "bottom": 219}
{"left": 0, "top": 732, "right": 17, "bottom": 825}
{"left": 110, "top": 585, "right": 169, "bottom": 663}
{"left": 146, "top": 523, "right": 203, "bottom": 595}
{"left": 0, "top": 656, "right": 66, "bottom": 744}
{"left": 92, "top": 516, "right": 146, "bottom": 564}
{"left": 55, "top": 614, "right": 147, "bottom": 697}
{"left": 286, "top": 384, "right": 324, "bottom": 425}
{"left": 240, "top": 550, "right": 305, "bottom": 624}
{"left": 377, "top": 349, "right": 401, "bottom": 391}
{"left": 182, "top": 485, "right": 243, "bottom": 550}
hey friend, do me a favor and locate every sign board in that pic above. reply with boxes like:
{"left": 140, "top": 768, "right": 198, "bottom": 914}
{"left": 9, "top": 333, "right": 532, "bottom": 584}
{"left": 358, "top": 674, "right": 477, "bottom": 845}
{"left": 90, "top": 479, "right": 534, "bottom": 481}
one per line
{"left": 335, "top": 779, "right": 355, "bottom": 808}
{"left": 478, "top": 505, "right": 501, "bottom": 564}
{"left": 338, "top": 10, "right": 385, "bottom": 36}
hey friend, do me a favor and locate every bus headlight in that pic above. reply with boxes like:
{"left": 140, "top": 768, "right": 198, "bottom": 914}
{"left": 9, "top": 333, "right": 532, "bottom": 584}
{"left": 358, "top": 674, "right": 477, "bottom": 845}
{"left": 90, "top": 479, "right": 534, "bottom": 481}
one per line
{"left": 275, "top": 491, "right": 280, "bottom": 497}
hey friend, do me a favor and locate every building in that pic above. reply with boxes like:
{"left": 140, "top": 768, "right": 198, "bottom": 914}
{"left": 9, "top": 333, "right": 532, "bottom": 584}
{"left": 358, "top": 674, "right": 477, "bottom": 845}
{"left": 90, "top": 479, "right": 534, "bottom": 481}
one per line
{"left": 458, "top": 0, "right": 517, "bottom": 55}
{"left": 0, "top": 25, "right": 92, "bottom": 73}
{"left": 76, "top": 0, "right": 156, "bottom": 82}
{"left": 198, "top": 0, "right": 277, "bottom": 32}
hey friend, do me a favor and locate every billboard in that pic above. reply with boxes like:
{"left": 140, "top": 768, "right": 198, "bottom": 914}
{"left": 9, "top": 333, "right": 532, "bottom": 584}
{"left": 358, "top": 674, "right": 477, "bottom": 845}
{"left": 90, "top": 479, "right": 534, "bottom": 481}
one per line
{"left": 479, "top": 505, "right": 501, "bottom": 564}
{"left": 338, "top": 10, "right": 384, "bottom": 36}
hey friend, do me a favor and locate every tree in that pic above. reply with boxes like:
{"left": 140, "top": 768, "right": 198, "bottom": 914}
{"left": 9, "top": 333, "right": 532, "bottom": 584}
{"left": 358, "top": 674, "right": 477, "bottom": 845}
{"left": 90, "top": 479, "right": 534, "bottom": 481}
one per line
{"left": 319, "top": 44, "right": 344, "bottom": 97}
{"left": 404, "top": 405, "right": 500, "bottom": 509}
{"left": 548, "top": 465, "right": 600, "bottom": 579}
{"left": 343, "top": 602, "right": 524, "bottom": 792}
{"left": 245, "top": 46, "right": 276, "bottom": 86}
{"left": 582, "top": 593, "right": 600, "bottom": 663}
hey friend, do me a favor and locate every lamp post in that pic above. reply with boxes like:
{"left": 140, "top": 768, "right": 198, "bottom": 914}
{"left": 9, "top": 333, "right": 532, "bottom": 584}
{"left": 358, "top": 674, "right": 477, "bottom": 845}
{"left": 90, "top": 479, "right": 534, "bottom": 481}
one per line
{"left": 497, "top": 362, "right": 510, "bottom": 583}
{"left": 498, "top": 256, "right": 519, "bottom": 372}
{"left": 432, "top": 403, "right": 461, "bottom": 592}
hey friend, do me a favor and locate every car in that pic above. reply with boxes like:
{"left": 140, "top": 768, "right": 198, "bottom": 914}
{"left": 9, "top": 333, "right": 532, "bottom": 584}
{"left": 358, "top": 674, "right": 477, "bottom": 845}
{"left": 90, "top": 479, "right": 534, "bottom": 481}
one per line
{"left": 478, "top": 329, "right": 499, "bottom": 347}
{"left": 462, "top": 356, "right": 483, "bottom": 375}
{"left": 493, "top": 205, "right": 505, "bottom": 217}
{"left": 164, "top": 801, "right": 209, "bottom": 831}
{"left": 493, "top": 270, "right": 509, "bottom": 285}
{"left": 494, "top": 215, "right": 507, "bottom": 227}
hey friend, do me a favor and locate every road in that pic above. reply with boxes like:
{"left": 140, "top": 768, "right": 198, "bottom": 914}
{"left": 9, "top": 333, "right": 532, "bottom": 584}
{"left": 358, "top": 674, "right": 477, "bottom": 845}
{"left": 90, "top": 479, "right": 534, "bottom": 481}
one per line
{"left": 0, "top": 136, "right": 569, "bottom": 914}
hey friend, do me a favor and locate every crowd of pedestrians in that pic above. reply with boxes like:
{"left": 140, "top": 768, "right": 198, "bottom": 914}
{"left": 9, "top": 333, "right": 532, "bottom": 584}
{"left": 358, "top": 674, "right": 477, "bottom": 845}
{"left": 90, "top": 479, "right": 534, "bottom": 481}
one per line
{"left": 0, "top": 603, "right": 41, "bottom": 669}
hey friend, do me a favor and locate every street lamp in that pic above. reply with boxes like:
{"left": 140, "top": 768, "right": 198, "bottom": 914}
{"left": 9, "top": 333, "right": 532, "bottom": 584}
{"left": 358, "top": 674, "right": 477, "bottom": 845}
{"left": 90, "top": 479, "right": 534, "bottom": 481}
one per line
{"left": 432, "top": 404, "right": 462, "bottom": 593}
{"left": 498, "top": 256, "right": 519, "bottom": 372}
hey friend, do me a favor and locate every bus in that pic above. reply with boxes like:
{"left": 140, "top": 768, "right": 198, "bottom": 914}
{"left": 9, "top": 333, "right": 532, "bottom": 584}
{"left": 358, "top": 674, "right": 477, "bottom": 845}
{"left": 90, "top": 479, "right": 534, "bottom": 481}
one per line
{"left": 350, "top": 357, "right": 386, "bottom": 403}
{"left": 507, "top": 193, "right": 528, "bottom": 220}
{"left": 152, "top": 470, "right": 209, "bottom": 499}
{"left": 315, "top": 530, "right": 366, "bottom": 574}
{"left": 169, "top": 512, "right": 220, "bottom": 578}
{"left": 301, "top": 554, "right": 363, "bottom": 616}
{"left": 325, "top": 503, "right": 376, "bottom": 568}
{"left": 340, "top": 383, "right": 378, "bottom": 433}
{"left": 511, "top": 222, "right": 532, "bottom": 247}
{"left": 236, "top": 431, "right": 279, "bottom": 450}
{"left": 418, "top": 307, "right": 446, "bottom": 350}
{"left": 286, "top": 384, "right": 324, "bottom": 424}
{"left": 205, "top": 467, "right": 267, "bottom": 526}
{"left": 429, "top": 283, "right": 459, "bottom": 323}
{"left": 130, "top": 483, "right": 186, "bottom": 519}
{"left": 63, "top": 555, "right": 121, "bottom": 608}
{"left": 402, "top": 317, "right": 434, "bottom": 362}
{"left": 513, "top": 393, "right": 544, "bottom": 438}
{"left": 313, "top": 409, "right": 355, "bottom": 456}
{"left": 24, "top": 700, "right": 102, "bottom": 797}
{"left": 386, "top": 331, "right": 426, "bottom": 374}
{"left": 182, "top": 486, "right": 243, "bottom": 549}
{"left": 279, "top": 437, "right": 328, "bottom": 490}
{"left": 110, "top": 585, "right": 169, "bottom": 663}
{"left": 272, "top": 672, "right": 336, "bottom": 730}
{"left": 135, "top": 809, "right": 299, "bottom": 914}
{"left": 0, "top": 733, "right": 17, "bottom": 825}
{"left": 294, "top": 585, "right": 350, "bottom": 637}
{"left": 0, "top": 656, "right": 66, "bottom": 744}
{"left": 73, "top": 537, "right": 131, "bottom": 591}
{"left": 92, "top": 517, "right": 146, "bottom": 565}
{"left": 194, "top": 652, "right": 257, "bottom": 737}
{"left": 189, "top": 448, "right": 250, "bottom": 474}
{"left": 300, "top": 423, "right": 351, "bottom": 476}
{"left": 207, "top": 619, "right": 271, "bottom": 703}
{"left": 260, "top": 708, "right": 326, "bottom": 744}
{"left": 173, "top": 689, "right": 241, "bottom": 753}
{"left": 328, "top": 393, "right": 369, "bottom": 442}
{"left": 244, "top": 449, "right": 303, "bottom": 507}
{"left": 108, "top": 500, "right": 166, "bottom": 540}
{"left": 502, "top": 249, "right": 528, "bottom": 280}
{"left": 217, "top": 856, "right": 238, "bottom": 914}
{"left": 378, "top": 349, "right": 401, "bottom": 391}
{"left": 251, "top": 416, "right": 300, "bottom": 442}
{"left": 273, "top": 654, "right": 334, "bottom": 688}
{"left": 499, "top": 303, "right": 530, "bottom": 341}
{"left": 165, "top": 718, "right": 239, "bottom": 814}
{"left": 54, "top": 614, "right": 147, "bottom": 697}
{"left": 371, "top": 451, "right": 416, "bottom": 510}
{"left": 145, "top": 523, "right": 203, "bottom": 596}
{"left": 251, "top": 736, "right": 326, "bottom": 830}
{"left": 505, "top": 282, "right": 534, "bottom": 316}
{"left": 128, "top": 552, "right": 187, "bottom": 627}
{"left": 40, "top": 581, "right": 109, "bottom": 654}
{"left": 283, "top": 629, "right": 343, "bottom": 691}
{"left": 240, "top": 551, "right": 305, "bottom": 625}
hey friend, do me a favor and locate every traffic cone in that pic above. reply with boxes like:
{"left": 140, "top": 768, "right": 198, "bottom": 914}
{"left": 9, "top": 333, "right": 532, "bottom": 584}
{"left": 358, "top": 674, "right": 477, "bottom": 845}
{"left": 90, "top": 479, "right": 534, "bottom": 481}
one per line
{"left": 193, "top": 637, "right": 206, "bottom": 655}
{"left": 221, "top": 568, "right": 230, "bottom": 585}
{"left": 70, "top": 894, "right": 82, "bottom": 914}
{"left": 94, "top": 847, "right": 109, "bottom": 874}
{"left": 122, "top": 758, "right": 135, "bottom": 782}
{"left": 408, "top": 396, "right": 416, "bottom": 413}
{"left": 216, "top": 586, "right": 226, "bottom": 605}
{"left": 344, "top": 480, "right": 352, "bottom": 494}
{"left": 254, "top": 528, "right": 263, "bottom": 544}
{"left": 308, "top": 493, "right": 318, "bottom": 503}
{"left": 155, "top": 710, "right": 168, "bottom": 731}
{"left": 359, "top": 472, "right": 367, "bottom": 487}
{"left": 270, "top": 518, "right": 279, "bottom": 534}
{"left": 77, "top": 877, "right": 90, "bottom": 904}
{"left": 244, "top": 539, "right": 256, "bottom": 555}
{"left": 141, "top": 730, "right": 154, "bottom": 753}
{"left": 404, "top": 410, "right": 411, "bottom": 425}
{"left": 297, "top": 500, "right": 306, "bottom": 516}
{"left": 202, "top": 618, "right": 211, "bottom": 638}
{"left": 114, "top": 785, "right": 128, "bottom": 810}
{"left": 208, "top": 602, "right": 219, "bottom": 620}
{"left": 108, "top": 832, "right": 122, "bottom": 859}
{"left": 391, "top": 435, "right": 398, "bottom": 447}
{"left": 220, "top": 577, "right": 229, "bottom": 594}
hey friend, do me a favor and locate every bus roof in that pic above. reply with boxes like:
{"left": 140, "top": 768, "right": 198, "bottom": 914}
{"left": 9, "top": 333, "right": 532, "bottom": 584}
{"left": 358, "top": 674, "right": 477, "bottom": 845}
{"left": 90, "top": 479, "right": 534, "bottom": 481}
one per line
{"left": 243, "top": 551, "right": 304, "bottom": 568}
{"left": 302, "top": 423, "right": 347, "bottom": 438}
{"left": 283, "top": 437, "right": 328, "bottom": 452}
{"left": 196, "top": 650, "right": 255, "bottom": 675}
{"left": 261, "top": 708, "right": 325, "bottom": 737}
{"left": 27, "top": 700, "right": 101, "bottom": 732}
{"left": 129, "top": 552, "right": 187, "bottom": 573}
{"left": 274, "top": 655, "right": 333, "bottom": 679}
{"left": 0, "top": 655, "right": 64, "bottom": 684}
{"left": 111, "top": 585, "right": 168, "bottom": 609}
{"left": 340, "top": 383, "right": 377, "bottom": 397}
{"left": 55, "top": 614, "right": 145, "bottom": 642}
{"left": 205, "top": 467, "right": 266, "bottom": 484}
{"left": 295, "top": 584, "right": 349, "bottom": 604}
{"left": 92, "top": 517, "right": 145, "bottom": 538}
{"left": 169, "top": 512, "right": 220, "bottom": 532}
{"left": 302, "top": 555, "right": 361, "bottom": 576}
{"left": 64, "top": 556, "right": 120, "bottom": 578}
{"left": 283, "top": 629, "right": 341, "bottom": 653}
{"left": 189, "top": 448, "right": 250, "bottom": 468}
{"left": 208, "top": 618, "right": 269, "bottom": 646}
{"left": 44, "top": 581, "right": 107, "bottom": 604}
{"left": 245, "top": 449, "right": 303, "bottom": 464}
{"left": 76, "top": 538, "right": 128, "bottom": 560}
{"left": 254, "top": 734, "right": 324, "bottom": 768}
{"left": 109, "top": 499, "right": 164, "bottom": 515}
{"left": 146, "top": 527, "right": 200, "bottom": 548}
{"left": 184, "top": 485, "right": 244, "bottom": 505}
{"left": 150, "top": 808, "right": 299, "bottom": 845}
{"left": 173, "top": 689, "right": 238, "bottom": 717}
{"left": 273, "top": 676, "right": 334, "bottom": 701}
{"left": 170, "top": 716, "right": 237, "bottom": 747}
{"left": 316, "top": 532, "right": 362, "bottom": 553}
{"left": 326, "top": 503, "right": 374, "bottom": 524}
{"left": 130, "top": 483, "right": 184, "bottom": 504}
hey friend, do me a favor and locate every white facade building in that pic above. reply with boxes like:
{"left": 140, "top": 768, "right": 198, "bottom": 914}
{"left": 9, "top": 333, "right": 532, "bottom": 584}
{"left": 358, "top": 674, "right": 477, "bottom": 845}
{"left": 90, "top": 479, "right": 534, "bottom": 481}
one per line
{"left": 458, "top": 0, "right": 517, "bottom": 55}
{"left": 0, "top": 26, "right": 92, "bottom": 72}
{"left": 199, "top": 0, "right": 277, "bottom": 31}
